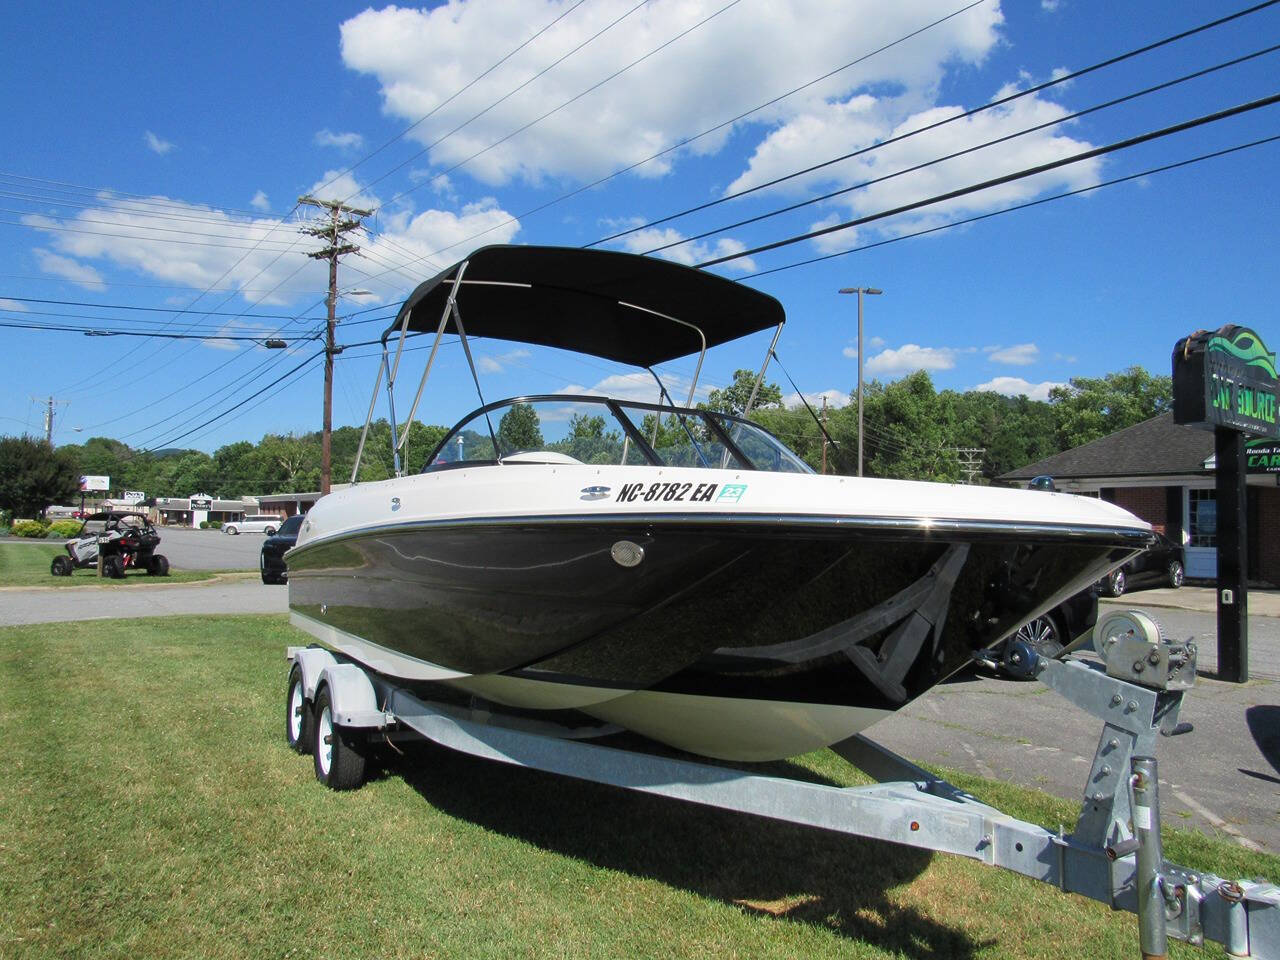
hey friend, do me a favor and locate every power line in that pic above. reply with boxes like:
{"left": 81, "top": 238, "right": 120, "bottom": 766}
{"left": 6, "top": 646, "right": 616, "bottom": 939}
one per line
{"left": 373, "top": 0, "right": 747, "bottom": 213}
{"left": 642, "top": 43, "right": 1280, "bottom": 257}
{"left": 0, "top": 295, "right": 322, "bottom": 321}
{"left": 0, "top": 171, "right": 284, "bottom": 220}
{"left": 740, "top": 132, "right": 1280, "bottom": 278}
{"left": 696, "top": 91, "right": 1280, "bottom": 268}
{"left": 311, "top": 0, "right": 594, "bottom": 199}
{"left": 588, "top": 0, "right": 1280, "bottom": 249}
{"left": 0, "top": 318, "right": 318, "bottom": 342}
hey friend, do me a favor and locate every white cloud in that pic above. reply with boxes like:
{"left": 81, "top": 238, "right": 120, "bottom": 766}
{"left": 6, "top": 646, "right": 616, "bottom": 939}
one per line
{"left": 21, "top": 181, "right": 522, "bottom": 305}
{"left": 1054, "top": 351, "right": 1078, "bottom": 363}
{"left": 841, "top": 334, "right": 885, "bottom": 360}
{"left": 314, "top": 129, "right": 366, "bottom": 149}
{"left": 250, "top": 190, "right": 271, "bottom": 211}
{"left": 986, "top": 342, "right": 1038, "bottom": 365}
{"left": 556, "top": 371, "right": 710, "bottom": 407}
{"left": 144, "top": 131, "right": 175, "bottom": 155}
{"left": 369, "top": 197, "right": 521, "bottom": 271}
{"left": 338, "top": 0, "right": 1003, "bottom": 187}
{"left": 865, "top": 343, "right": 959, "bottom": 375}
{"left": 305, "top": 170, "right": 380, "bottom": 212}
{"left": 33, "top": 249, "right": 104, "bottom": 288}
{"left": 783, "top": 388, "right": 848, "bottom": 409}
{"left": 477, "top": 348, "right": 531, "bottom": 373}
{"left": 728, "top": 83, "right": 1102, "bottom": 250}
{"left": 615, "top": 227, "right": 754, "bottom": 273}
{"left": 974, "top": 376, "right": 1066, "bottom": 401}
{"left": 0, "top": 298, "right": 29, "bottom": 312}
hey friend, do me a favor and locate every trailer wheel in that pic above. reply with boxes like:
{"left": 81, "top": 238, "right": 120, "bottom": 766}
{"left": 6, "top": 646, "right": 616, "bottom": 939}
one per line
{"left": 50, "top": 555, "right": 72, "bottom": 577}
{"left": 103, "top": 555, "right": 125, "bottom": 579}
{"left": 147, "top": 554, "right": 170, "bottom": 576}
{"left": 285, "top": 664, "right": 312, "bottom": 755}
{"left": 313, "top": 685, "right": 366, "bottom": 790}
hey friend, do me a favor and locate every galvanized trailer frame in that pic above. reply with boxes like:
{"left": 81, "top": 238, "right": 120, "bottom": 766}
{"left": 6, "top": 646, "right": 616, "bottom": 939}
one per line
{"left": 285, "top": 612, "right": 1279, "bottom": 959}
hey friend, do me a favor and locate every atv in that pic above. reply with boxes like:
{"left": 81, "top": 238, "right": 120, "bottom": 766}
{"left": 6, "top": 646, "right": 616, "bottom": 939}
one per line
{"left": 51, "top": 511, "right": 170, "bottom": 579}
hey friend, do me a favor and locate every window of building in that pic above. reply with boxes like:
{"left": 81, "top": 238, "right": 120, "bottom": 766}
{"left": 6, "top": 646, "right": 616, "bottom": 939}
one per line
{"left": 1189, "top": 488, "right": 1217, "bottom": 547}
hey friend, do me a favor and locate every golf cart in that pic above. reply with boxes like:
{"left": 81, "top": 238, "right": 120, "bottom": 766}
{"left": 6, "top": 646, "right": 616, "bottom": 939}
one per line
{"left": 50, "top": 511, "right": 170, "bottom": 579}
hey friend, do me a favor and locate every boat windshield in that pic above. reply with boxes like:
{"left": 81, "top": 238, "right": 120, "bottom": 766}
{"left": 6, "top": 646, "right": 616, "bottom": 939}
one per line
{"left": 423, "top": 396, "right": 812, "bottom": 474}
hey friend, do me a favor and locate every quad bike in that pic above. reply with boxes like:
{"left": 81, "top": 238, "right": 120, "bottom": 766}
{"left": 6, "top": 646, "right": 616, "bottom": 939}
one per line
{"left": 50, "top": 512, "right": 170, "bottom": 579}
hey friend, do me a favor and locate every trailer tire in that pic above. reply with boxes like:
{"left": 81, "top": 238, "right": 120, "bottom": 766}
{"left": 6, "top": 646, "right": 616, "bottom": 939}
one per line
{"left": 313, "top": 685, "right": 366, "bottom": 790}
{"left": 148, "top": 554, "right": 170, "bottom": 576}
{"left": 50, "top": 555, "right": 72, "bottom": 576}
{"left": 285, "top": 664, "right": 312, "bottom": 755}
{"left": 103, "top": 555, "right": 125, "bottom": 579}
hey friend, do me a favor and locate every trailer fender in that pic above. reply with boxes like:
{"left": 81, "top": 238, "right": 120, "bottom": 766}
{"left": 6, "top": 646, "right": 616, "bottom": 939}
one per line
{"left": 317, "top": 663, "right": 388, "bottom": 729}
{"left": 287, "top": 646, "right": 338, "bottom": 701}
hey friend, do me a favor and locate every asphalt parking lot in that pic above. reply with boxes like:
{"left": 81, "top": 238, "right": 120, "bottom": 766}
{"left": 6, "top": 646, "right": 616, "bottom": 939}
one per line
{"left": 144, "top": 524, "right": 270, "bottom": 570}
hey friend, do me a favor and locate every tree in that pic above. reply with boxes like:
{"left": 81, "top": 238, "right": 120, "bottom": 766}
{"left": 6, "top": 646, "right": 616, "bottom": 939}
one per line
{"left": 1049, "top": 366, "right": 1172, "bottom": 449}
{"left": 703, "top": 369, "right": 783, "bottom": 416}
{"left": 0, "top": 436, "right": 80, "bottom": 517}
{"left": 497, "top": 403, "right": 544, "bottom": 453}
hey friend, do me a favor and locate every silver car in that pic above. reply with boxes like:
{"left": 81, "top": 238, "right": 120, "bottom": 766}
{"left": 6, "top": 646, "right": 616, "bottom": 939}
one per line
{"left": 223, "top": 514, "right": 284, "bottom": 535}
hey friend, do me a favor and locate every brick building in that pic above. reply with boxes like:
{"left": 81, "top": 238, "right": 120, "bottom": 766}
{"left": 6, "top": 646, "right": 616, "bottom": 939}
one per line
{"left": 1000, "top": 413, "right": 1280, "bottom": 585}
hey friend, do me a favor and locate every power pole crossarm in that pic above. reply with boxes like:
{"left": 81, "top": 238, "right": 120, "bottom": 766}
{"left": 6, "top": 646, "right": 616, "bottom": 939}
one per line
{"left": 298, "top": 195, "right": 373, "bottom": 495}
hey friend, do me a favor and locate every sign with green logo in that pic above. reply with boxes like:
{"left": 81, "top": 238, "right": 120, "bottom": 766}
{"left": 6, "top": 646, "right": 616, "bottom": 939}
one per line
{"left": 1173, "top": 325, "right": 1280, "bottom": 439}
{"left": 1246, "top": 439, "right": 1280, "bottom": 472}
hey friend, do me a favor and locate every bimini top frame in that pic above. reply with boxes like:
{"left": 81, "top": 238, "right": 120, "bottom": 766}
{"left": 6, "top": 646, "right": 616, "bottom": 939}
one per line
{"left": 351, "top": 245, "right": 786, "bottom": 481}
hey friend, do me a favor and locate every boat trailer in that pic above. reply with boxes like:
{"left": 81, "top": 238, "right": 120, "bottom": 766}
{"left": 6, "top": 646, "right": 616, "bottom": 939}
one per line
{"left": 285, "top": 610, "right": 1279, "bottom": 958}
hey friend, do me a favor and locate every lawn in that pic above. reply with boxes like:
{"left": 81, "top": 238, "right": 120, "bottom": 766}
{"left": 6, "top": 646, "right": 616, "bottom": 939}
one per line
{"left": 0, "top": 614, "right": 1272, "bottom": 960}
{"left": 0, "top": 542, "right": 232, "bottom": 588}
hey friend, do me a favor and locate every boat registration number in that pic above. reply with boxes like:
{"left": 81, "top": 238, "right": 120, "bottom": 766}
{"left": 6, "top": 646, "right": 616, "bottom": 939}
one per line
{"left": 614, "top": 481, "right": 747, "bottom": 504}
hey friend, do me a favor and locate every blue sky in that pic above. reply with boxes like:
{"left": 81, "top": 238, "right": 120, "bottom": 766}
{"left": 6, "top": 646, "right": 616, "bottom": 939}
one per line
{"left": 2, "top": 0, "right": 1277, "bottom": 453}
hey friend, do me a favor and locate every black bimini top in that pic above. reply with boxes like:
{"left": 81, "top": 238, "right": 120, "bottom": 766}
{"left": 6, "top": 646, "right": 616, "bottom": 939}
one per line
{"left": 386, "top": 245, "right": 785, "bottom": 367}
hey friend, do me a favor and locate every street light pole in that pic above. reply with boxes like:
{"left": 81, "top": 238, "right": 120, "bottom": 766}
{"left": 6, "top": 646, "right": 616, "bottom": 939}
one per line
{"left": 838, "top": 287, "right": 882, "bottom": 477}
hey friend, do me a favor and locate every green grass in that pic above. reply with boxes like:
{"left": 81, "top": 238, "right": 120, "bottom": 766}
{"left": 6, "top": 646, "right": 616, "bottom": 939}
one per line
{"left": 0, "top": 542, "right": 235, "bottom": 588}
{"left": 0, "top": 614, "right": 1274, "bottom": 960}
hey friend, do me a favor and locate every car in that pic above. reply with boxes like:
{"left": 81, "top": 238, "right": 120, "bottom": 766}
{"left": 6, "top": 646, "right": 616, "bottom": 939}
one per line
{"left": 1100, "top": 532, "right": 1185, "bottom": 597}
{"left": 224, "top": 514, "right": 284, "bottom": 536}
{"left": 260, "top": 514, "right": 304, "bottom": 584}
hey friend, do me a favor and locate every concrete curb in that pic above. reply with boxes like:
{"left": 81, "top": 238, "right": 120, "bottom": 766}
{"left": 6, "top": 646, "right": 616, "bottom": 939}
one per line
{"left": 0, "top": 571, "right": 257, "bottom": 593}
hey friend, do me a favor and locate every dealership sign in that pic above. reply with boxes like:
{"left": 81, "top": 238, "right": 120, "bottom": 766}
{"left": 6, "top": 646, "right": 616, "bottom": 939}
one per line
{"left": 1173, "top": 325, "right": 1280, "bottom": 438}
{"left": 121, "top": 490, "right": 146, "bottom": 504}
{"left": 79, "top": 475, "right": 110, "bottom": 492}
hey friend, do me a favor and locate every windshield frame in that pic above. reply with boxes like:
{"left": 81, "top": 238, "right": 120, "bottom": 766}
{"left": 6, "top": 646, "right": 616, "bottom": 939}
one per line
{"left": 421, "top": 394, "right": 809, "bottom": 474}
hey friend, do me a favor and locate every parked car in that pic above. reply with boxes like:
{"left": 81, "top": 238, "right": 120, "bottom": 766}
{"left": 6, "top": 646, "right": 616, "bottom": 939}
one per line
{"left": 260, "top": 514, "right": 304, "bottom": 584}
{"left": 224, "top": 514, "right": 284, "bottom": 536}
{"left": 1100, "top": 532, "right": 1184, "bottom": 597}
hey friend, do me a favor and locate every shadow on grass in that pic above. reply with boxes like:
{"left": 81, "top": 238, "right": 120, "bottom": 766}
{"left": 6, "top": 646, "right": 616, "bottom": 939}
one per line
{"left": 382, "top": 741, "right": 992, "bottom": 958}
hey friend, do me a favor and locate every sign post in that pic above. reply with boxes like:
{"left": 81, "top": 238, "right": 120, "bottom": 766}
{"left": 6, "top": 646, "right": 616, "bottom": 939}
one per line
{"left": 1173, "top": 325, "right": 1280, "bottom": 682}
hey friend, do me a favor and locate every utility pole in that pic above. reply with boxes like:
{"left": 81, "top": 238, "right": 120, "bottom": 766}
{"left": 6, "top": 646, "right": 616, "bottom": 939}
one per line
{"left": 951, "top": 446, "right": 986, "bottom": 484}
{"left": 837, "top": 287, "right": 882, "bottom": 477}
{"left": 819, "top": 395, "right": 828, "bottom": 475}
{"left": 30, "top": 395, "right": 67, "bottom": 443}
{"left": 299, "top": 195, "right": 373, "bottom": 496}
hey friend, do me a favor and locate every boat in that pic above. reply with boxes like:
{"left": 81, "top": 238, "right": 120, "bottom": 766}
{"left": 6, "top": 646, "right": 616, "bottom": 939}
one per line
{"left": 286, "top": 245, "right": 1153, "bottom": 761}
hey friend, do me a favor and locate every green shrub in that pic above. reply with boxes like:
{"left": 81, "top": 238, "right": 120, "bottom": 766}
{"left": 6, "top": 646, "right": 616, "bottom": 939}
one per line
{"left": 11, "top": 519, "right": 48, "bottom": 538}
{"left": 0, "top": 526, "right": 10, "bottom": 538}
{"left": 208, "top": 520, "right": 222, "bottom": 530}
{"left": 47, "top": 519, "right": 84, "bottom": 538}
{"left": 199, "top": 520, "right": 210, "bottom": 530}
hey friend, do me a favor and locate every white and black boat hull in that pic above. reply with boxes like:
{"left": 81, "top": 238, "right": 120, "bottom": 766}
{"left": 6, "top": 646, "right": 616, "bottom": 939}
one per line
{"left": 288, "top": 501, "right": 1148, "bottom": 760}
